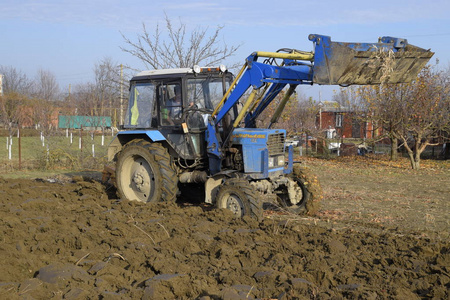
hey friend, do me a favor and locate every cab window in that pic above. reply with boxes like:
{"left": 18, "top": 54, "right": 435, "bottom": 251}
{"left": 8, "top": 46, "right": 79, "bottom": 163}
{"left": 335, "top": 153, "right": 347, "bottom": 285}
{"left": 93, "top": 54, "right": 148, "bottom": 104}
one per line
{"left": 124, "top": 83, "right": 156, "bottom": 128}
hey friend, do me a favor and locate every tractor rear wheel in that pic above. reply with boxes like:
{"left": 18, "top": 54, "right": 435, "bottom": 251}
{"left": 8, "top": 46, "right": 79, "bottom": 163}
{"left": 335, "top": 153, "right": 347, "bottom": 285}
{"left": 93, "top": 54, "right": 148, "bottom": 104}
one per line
{"left": 115, "top": 139, "right": 178, "bottom": 203}
{"left": 216, "top": 178, "right": 263, "bottom": 220}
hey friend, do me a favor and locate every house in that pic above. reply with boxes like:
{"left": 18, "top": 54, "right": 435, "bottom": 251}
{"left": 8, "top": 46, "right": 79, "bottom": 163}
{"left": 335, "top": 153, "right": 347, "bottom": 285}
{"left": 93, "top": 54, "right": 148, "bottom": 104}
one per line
{"left": 16, "top": 104, "right": 59, "bottom": 129}
{"left": 317, "top": 102, "right": 379, "bottom": 139}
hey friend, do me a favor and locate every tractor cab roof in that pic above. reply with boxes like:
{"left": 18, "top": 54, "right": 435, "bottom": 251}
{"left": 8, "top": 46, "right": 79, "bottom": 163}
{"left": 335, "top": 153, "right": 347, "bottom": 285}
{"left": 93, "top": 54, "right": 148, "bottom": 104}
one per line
{"left": 135, "top": 68, "right": 194, "bottom": 77}
{"left": 131, "top": 65, "right": 228, "bottom": 81}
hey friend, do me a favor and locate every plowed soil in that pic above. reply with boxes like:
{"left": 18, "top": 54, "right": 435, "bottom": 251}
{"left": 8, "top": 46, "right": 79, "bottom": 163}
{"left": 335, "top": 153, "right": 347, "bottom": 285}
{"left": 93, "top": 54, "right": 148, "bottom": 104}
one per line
{"left": 0, "top": 157, "right": 449, "bottom": 299}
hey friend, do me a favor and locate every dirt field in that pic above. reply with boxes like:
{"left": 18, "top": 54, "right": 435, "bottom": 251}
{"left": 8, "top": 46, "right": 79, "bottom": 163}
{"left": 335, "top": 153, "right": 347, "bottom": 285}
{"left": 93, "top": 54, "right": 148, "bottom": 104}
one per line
{"left": 0, "top": 156, "right": 449, "bottom": 299}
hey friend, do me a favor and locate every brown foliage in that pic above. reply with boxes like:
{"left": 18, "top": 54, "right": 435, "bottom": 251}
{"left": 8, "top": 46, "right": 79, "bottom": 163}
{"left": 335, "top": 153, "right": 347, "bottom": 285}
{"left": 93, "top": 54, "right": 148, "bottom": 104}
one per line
{"left": 358, "top": 66, "right": 450, "bottom": 169}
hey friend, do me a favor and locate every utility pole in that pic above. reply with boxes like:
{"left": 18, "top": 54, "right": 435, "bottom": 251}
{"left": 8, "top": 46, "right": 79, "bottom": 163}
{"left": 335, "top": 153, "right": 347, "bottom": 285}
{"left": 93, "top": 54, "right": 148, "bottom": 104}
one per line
{"left": 319, "top": 91, "right": 323, "bottom": 131}
{"left": 120, "top": 64, "right": 123, "bottom": 126}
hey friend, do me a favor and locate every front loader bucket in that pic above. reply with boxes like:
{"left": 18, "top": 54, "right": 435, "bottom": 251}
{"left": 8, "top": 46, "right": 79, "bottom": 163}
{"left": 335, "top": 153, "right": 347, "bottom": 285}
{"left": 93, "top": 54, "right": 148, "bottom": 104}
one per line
{"left": 309, "top": 34, "right": 434, "bottom": 85}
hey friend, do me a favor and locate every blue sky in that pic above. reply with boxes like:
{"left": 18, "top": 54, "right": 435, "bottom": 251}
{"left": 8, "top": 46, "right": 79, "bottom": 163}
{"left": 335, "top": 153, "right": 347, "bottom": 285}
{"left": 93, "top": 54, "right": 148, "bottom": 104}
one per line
{"left": 1, "top": 0, "right": 449, "bottom": 100}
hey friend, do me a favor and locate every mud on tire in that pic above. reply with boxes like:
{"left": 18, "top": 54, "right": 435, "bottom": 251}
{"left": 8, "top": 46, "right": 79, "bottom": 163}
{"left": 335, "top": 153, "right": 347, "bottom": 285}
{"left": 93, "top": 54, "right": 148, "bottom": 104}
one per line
{"left": 292, "top": 164, "right": 323, "bottom": 215}
{"left": 115, "top": 139, "right": 178, "bottom": 203}
{"left": 216, "top": 178, "right": 263, "bottom": 220}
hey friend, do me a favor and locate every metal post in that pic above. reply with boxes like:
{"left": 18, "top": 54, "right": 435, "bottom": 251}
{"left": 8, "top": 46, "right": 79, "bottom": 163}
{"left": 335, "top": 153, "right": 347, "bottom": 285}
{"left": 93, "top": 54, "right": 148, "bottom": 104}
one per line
{"left": 120, "top": 64, "right": 123, "bottom": 126}
{"left": 0, "top": 74, "right": 3, "bottom": 96}
{"left": 79, "top": 126, "right": 83, "bottom": 152}
{"left": 18, "top": 127, "right": 21, "bottom": 169}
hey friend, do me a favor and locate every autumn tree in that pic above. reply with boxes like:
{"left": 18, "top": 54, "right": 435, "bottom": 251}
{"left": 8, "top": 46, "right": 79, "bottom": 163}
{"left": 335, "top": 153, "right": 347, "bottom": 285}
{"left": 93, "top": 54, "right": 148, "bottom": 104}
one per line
{"left": 256, "top": 90, "right": 321, "bottom": 139}
{"left": 256, "top": 90, "right": 295, "bottom": 133}
{"left": 398, "top": 67, "right": 449, "bottom": 169}
{"left": 0, "top": 92, "right": 29, "bottom": 133}
{"left": 0, "top": 66, "right": 34, "bottom": 135}
{"left": 358, "top": 84, "right": 404, "bottom": 160}
{"left": 121, "top": 14, "right": 240, "bottom": 69}
{"left": 360, "top": 66, "right": 450, "bottom": 169}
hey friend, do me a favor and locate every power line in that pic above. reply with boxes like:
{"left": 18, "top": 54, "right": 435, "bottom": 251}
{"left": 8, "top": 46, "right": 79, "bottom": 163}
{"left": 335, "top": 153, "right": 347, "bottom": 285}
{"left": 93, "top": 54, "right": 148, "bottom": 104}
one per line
{"left": 402, "top": 33, "right": 450, "bottom": 38}
{"left": 58, "top": 73, "right": 92, "bottom": 80}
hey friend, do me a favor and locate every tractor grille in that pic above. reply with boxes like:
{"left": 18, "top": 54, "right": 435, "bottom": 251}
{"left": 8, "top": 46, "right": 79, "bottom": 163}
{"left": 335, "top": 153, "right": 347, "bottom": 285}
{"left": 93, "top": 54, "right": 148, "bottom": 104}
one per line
{"left": 267, "top": 133, "right": 285, "bottom": 156}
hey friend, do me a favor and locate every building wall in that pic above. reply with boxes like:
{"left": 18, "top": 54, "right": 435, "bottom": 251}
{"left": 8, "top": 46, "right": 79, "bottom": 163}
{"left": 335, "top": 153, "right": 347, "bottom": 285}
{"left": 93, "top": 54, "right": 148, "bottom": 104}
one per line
{"left": 58, "top": 116, "right": 111, "bottom": 129}
{"left": 18, "top": 105, "right": 59, "bottom": 128}
{"left": 318, "top": 111, "right": 376, "bottom": 139}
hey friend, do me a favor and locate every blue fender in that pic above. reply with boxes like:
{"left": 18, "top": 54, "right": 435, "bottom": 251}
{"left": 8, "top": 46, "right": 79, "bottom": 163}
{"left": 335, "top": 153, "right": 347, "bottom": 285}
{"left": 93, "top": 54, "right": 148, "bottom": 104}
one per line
{"left": 107, "top": 130, "right": 167, "bottom": 162}
{"left": 115, "top": 130, "right": 166, "bottom": 142}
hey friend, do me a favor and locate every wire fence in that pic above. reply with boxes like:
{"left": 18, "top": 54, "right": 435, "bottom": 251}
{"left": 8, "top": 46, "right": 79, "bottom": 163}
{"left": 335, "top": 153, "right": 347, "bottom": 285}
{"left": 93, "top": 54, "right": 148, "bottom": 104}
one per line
{"left": 1, "top": 129, "right": 446, "bottom": 172}
{"left": 0, "top": 128, "right": 116, "bottom": 172}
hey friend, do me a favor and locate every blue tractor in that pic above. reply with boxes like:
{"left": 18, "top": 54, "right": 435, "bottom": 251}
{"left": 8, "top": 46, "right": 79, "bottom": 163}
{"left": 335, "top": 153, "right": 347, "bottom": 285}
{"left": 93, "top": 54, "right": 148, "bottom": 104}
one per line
{"left": 106, "top": 34, "right": 433, "bottom": 219}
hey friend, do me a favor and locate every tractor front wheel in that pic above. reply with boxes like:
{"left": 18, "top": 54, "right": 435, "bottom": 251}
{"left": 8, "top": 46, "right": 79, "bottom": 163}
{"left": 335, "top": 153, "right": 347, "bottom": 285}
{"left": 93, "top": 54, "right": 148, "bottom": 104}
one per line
{"left": 216, "top": 178, "right": 263, "bottom": 220}
{"left": 278, "top": 164, "right": 323, "bottom": 215}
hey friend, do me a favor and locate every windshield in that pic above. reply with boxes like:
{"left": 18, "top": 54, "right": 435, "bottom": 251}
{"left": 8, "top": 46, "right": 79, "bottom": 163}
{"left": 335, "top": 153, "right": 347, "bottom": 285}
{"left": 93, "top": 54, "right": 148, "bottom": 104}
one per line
{"left": 124, "top": 82, "right": 156, "bottom": 128}
{"left": 186, "top": 76, "right": 229, "bottom": 111}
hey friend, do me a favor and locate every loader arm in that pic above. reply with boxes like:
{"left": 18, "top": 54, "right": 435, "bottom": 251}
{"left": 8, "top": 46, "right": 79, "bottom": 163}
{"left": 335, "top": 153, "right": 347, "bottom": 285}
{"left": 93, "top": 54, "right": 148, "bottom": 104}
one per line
{"left": 212, "top": 52, "right": 313, "bottom": 125}
{"left": 206, "top": 34, "right": 434, "bottom": 174}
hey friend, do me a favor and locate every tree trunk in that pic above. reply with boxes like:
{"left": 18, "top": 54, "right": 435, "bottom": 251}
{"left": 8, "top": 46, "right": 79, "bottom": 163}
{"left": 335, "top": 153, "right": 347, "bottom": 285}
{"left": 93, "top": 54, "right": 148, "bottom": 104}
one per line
{"left": 412, "top": 152, "right": 421, "bottom": 170}
{"left": 406, "top": 147, "right": 420, "bottom": 170}
{"left": 390, "top": 136, "right": 398, "bottom": 161}
{"left": 408, "top": 139, "right": 428, "bottom": 170}
{"left": 401, "top": 137, "right": 421, "bottom": 170}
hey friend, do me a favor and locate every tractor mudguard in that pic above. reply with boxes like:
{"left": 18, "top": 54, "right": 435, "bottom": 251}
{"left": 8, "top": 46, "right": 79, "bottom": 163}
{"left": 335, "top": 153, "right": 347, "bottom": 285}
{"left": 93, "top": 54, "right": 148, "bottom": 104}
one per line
{"left": 107, "top": 130, "right": 167, "bottom": 162}
{"left": 116, "top": 130, "right": 166, "bottom": 142}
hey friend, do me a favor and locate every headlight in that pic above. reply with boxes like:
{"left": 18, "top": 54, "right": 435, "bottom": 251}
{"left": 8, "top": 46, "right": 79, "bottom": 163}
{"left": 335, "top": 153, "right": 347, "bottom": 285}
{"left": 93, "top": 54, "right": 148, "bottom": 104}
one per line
{"left": 219, "top": 64, "right": 227, "bottom": 72}
{"left": 193, "top": 65, "right": 201, "bottom": 73}
{"left": 268, "top": 156, "right": 284, "bottom": 168}
{"left": 268, "top": 157, "right": 275, "bottom": 168}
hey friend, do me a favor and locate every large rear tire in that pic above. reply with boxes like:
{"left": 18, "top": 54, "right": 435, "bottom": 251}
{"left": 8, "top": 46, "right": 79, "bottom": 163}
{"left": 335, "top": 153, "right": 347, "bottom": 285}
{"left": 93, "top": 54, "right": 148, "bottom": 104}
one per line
{"left": 115, "top": 139, "right": 178, "bottom": 203}
{"left": 216, "top": 178, "right": 263, "bottom": 220}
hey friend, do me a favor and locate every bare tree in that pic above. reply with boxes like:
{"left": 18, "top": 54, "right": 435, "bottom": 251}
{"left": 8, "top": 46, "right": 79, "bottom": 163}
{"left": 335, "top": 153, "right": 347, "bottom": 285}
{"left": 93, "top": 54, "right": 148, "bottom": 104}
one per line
{"left": 121, "top": 14, "right": 241, "bottom": 69}
{"left": 28, "top": 98, "right": 59, "bottom": 136}
{"left": 33, "top": 68, "right": 60, "bottom": 101}
{"left": 296, "top": 97, "right": 322, "bottom": 138}
{"left": 27, "top": 69, "right": 61, "bottom": 135}
{"left": 332, "top": 86, "right": 362, "bottom": 109}
{"left": 0, "top": 66, "right": 33, "bottom": 95}
{"left": 70, "top": 82, "right": 97, "bottom": 116}
{"left": 93, "top": 57, "right": 121, "bottom": 118}
{"left": 60, "top": 58, "right": 124, "bottom": 130}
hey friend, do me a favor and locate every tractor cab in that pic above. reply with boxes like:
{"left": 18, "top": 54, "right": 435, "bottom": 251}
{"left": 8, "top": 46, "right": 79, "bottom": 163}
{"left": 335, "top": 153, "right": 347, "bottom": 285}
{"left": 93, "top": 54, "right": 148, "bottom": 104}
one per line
{"left": 123, "top": 66, "right": 233, "bottom": 160}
